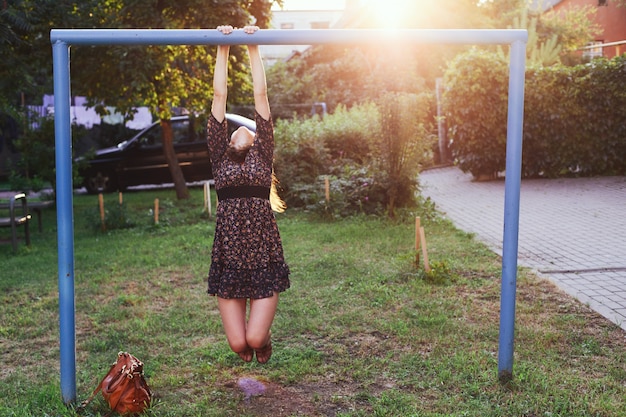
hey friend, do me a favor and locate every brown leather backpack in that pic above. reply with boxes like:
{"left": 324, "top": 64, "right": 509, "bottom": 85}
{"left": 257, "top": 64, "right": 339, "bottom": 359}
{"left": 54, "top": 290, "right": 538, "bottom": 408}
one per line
{"left": 80, "top": 351, "right": 152, "bottom": 416}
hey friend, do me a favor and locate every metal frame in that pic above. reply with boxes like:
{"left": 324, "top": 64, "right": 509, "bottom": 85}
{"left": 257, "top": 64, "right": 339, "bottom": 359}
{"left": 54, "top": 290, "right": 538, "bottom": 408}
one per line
{"left": 51, "top": 28, "right": 527, "bottom": 403}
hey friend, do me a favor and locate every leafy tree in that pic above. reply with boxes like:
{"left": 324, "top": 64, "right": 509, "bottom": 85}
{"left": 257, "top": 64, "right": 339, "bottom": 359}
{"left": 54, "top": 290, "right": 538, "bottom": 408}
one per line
{"left": 2, "top": 0, "right": 277, "bottom": 195}
{"left": 267, "top": 0, "right": 489, "bottom": 116}
{"left": 0, "top": 0, "right": 32, "bottom": 112}
{"left": 483, "top": 0, "right": 601, "bottom": 66}
{"left": 73, "top": 0, "right": 274, "bottom": 199}
{"left": 540, "top": 4, "right": 602, "bottom": 62}
{"left": 1, "top": 0, "right": 105, "bottom": 189}
{"left": 268, "top": 42, "right": 442, "bottom": 117}
{"left": 376, "top": 92, "right": 435, "bottom": 218}
{"left": 0, "top": 0, "right": 103, "bottom": 113}
{"left": 503, "top": 7, "right": 563, "bottom": 66}
{"left": 479, "top": 0, "right": 525, "bottom": 27}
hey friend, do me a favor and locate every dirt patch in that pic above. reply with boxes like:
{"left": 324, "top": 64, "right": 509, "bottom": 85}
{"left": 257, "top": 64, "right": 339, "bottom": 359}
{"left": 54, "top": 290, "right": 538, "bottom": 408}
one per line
{"left": 232, "top": 379, "right": 377, "bottom": 417}
{"left": 226, "top": 332, "right": 400, "bottom": 417}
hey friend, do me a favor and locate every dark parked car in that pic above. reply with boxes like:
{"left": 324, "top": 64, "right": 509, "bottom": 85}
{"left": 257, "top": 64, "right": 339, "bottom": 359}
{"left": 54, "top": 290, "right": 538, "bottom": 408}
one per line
{"left": 77, "top": 113, "right": 255, "bottom": 194}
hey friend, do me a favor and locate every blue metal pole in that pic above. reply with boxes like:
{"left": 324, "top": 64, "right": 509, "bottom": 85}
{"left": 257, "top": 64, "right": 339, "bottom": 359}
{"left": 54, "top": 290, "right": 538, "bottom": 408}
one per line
{"left": 498, "top": 39, "right": 527, "bottom": 382}
{"left": 50, "top": 28, "right": 528, "bottom": 46}
{"left": 51, "top": 28, "right": 528, "bottom": 398}
{"left": 52, "top": 40, "right": 76, "bottom": 404}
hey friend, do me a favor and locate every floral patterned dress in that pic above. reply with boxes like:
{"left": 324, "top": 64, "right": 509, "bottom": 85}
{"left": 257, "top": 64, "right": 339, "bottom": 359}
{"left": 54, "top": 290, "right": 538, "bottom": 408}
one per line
{"left": 206, "top": 112, "right": 290, "bottom": 299}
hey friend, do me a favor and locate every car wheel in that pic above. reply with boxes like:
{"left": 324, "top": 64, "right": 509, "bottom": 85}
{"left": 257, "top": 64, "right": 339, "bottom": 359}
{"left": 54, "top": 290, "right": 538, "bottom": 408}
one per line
{"left": 85, "top": 172, "right": 117, "bottom": 194}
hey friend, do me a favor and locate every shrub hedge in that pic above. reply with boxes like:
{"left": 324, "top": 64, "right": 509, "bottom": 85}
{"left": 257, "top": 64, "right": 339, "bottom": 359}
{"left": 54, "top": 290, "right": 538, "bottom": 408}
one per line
{"left": 443, "top": 50, "right": 626, "bottom": 178}
{"left": 273, "top": 98, "right": 436, "bottom": 217}
{"left": 273, "top": 103, "right": 383, "bottom": 216}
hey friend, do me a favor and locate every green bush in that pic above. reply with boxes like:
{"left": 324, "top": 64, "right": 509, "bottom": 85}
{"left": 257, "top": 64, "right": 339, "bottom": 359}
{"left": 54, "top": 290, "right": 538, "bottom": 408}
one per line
{"left": 522, "top": 60, "right": 626, "bottom": 177}
{"left": 11, "top": 116, "right": 88, "bottom": 192}
{"left": 274, "top": 103, "right": 379, "bottom": 210}
{"left": 274, "top": 116, "right": 332, "bottom": 207}
{"left": 7, "top": 171, "right": 45, "bottom": 192}
{"left": 86, "top": 200, "right": 135, "bottom": 232}
{"left": 274, "top": 99, "right": 435, "bottom": 217}
{"left": 375, "top": 92, "right": 436, "bottom": 217}
{"left": 443, "top": 51, "right": 626, "bottom": 178}
{"left": 522, "top": 64, "right": 582, "bottom": 177}
{"left": 314, "top": 165, "right": 387, "bottom": 218}
{"left": 573, "top": 57, "right": 626, "bottom": 175}
{"left": 442, "top": 49, "right": 509, "bottom": 179}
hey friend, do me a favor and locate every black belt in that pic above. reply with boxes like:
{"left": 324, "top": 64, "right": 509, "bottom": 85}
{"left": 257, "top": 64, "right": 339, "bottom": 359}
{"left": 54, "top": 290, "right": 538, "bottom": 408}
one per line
{"left": 216, "top": 186, "right": 270, "bottom": 200}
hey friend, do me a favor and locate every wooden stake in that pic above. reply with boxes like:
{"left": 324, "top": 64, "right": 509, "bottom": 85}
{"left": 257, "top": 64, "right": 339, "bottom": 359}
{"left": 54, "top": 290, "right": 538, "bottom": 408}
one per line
{"left": 420, "top": 226, "right": 431, "bottom": 272}
{"left": 325, "top": 177, "right": 330, "bottom": 203}
{"left": 154, "top": 198, "right": 159, "bottom": 224}
{"left": 118, "top": 192, "right": 123, "bottom": 205}
{"left": 98, "top": 193, "right": 105, "bottom": 231}
{"left": 203, "top": 182, "right": 207, "bottom": 211}
{"left": 415, "top": 217, "right": 421, "bottom": 266}
{"left": 204, "top": 181, "right": 212, "bottom": 217}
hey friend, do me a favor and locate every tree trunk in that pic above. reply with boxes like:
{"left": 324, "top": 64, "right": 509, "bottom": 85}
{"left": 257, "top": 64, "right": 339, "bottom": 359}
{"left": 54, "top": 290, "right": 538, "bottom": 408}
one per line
{"left": 160, "top": 119, "right": 189, "bottom": 199}
{"left": 387, "top": 195, "right": 396, "bottom": 219}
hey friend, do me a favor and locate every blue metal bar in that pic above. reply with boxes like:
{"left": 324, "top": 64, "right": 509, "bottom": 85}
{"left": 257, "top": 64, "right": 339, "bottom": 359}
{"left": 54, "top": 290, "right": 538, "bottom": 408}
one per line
{"left": 52, "top": 28, "right": 527, "bottom": 403}
{"left": 52, "top": 40, "right": 76, "bottom": 404}
{"left": 50, "top": 28, "right": 528, "bottom": 46}
{"left": 498, "top": 39, "right": 527, "bottom": 382}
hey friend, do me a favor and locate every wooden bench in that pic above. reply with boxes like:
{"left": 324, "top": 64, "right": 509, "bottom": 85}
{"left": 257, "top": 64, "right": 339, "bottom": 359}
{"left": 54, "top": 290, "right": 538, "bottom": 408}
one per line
{"left": 0, "top": 198, "right": 52, "bottom": 233}
{"left": 0, "top": 193, "right": 32, "bottom": 253}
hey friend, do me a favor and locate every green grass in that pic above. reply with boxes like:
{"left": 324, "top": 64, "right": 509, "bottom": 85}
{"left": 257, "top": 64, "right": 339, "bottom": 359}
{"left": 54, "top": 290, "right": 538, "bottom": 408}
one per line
{"left": 0, "top": 187, "right": 624, "bottom": 416}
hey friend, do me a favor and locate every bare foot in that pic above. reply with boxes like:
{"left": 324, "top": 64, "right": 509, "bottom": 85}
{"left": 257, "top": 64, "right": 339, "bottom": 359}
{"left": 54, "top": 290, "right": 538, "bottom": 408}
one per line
{"left": 255, "top": 338, "right": 272, "bottom": 364}
{"left": 236, "top": 347, "right": 253, "bottom": 363}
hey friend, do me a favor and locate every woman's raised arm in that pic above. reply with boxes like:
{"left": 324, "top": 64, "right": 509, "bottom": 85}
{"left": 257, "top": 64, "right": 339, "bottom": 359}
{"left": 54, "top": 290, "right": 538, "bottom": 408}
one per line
{"left": 244, "top": 26, "right": 270, "bottom": 121}
{"left": 211, "top": 26, "right": 232, "bottom": 123}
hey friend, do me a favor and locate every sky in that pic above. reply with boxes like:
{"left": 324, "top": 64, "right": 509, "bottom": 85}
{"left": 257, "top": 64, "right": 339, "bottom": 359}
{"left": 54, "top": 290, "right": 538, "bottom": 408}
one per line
{"left": 272, "top": 0, "right": 346, "bottom": 11}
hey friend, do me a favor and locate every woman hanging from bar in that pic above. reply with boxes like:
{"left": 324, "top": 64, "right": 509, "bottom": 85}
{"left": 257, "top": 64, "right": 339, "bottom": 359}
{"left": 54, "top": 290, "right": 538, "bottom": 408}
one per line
{"left": 206, "top": 25, "right": 290, "bottom": 364}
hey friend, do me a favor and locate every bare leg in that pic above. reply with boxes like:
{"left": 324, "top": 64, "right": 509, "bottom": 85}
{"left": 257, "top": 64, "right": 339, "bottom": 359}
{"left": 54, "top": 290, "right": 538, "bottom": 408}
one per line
{"left": 248, "top": 293, "right": 279, "bottom": 363}
{"left": 217, "top": 297, "right": 253, "bottom": 362}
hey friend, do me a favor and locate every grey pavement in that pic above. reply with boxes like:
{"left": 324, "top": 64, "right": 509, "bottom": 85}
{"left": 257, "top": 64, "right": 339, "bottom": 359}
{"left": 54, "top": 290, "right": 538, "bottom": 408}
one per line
{"left": 419, "top": 166, "right": 626, "bottom": 332}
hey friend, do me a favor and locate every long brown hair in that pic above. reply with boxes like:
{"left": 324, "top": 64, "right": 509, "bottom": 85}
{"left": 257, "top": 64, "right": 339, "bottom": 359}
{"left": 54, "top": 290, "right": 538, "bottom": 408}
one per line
{"left": 270, "top": 172, "right": 286, "bottom": 213}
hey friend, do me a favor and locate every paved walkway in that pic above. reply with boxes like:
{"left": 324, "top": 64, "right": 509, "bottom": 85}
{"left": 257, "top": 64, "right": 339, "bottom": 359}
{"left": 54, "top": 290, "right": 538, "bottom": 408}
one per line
{"left": 420, "top": 166, "right": 626, "bottom": 331}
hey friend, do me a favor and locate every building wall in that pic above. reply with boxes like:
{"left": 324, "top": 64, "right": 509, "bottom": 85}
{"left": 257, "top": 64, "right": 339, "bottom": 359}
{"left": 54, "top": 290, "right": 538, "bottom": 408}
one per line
{"left": 552, "top": 0, "right": 626, "bottom": 57}
{"left": 259, "top": 9, "right": 345, "bottom": 66}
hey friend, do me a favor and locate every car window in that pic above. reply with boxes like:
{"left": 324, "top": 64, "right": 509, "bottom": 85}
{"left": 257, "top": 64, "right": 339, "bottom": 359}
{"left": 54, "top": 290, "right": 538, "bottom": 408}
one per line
{"left": 137, "top": 118, "right": 211, "bottom": 149}
{"left": 172, "top": 120, "right": 190, "bottom": 144}
{"left": 137, "top": 120, "right": 193, "bottom": 148}
{"left": 178, "top": 117, "right": 207, "bottom": 144}
{"left": 138, "top": 126, "right": 162, "bottom": 148}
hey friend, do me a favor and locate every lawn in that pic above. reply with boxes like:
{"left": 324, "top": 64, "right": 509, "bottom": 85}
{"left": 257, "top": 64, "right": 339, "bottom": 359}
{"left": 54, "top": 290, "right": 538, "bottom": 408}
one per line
{"left": 0, "top": 186, "right": 624, "bottom": 416}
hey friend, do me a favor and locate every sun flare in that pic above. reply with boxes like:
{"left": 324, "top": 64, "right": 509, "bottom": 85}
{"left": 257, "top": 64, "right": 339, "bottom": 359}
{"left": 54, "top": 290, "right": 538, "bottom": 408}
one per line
{"left": 364, "top": 0, "right": 422, "bottom": 29}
